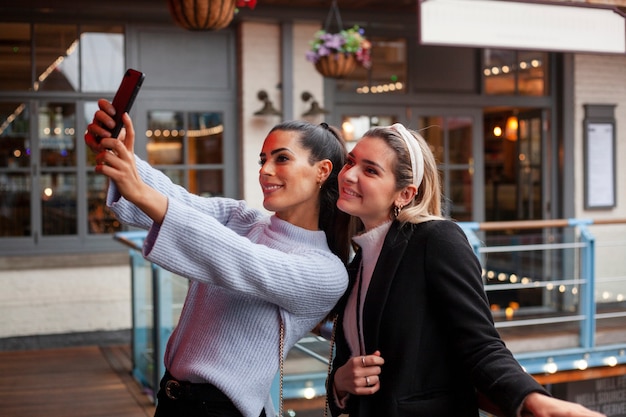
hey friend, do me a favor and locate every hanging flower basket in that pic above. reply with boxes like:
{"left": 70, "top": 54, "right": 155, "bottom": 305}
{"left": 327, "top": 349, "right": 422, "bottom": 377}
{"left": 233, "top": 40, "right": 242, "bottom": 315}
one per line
{"left": 305, "top": 0, "right": 370, "bottom": 78}
{"left": 306, "top": 24, "right": 371, "bottom": 79}
{"left": 314, "top": 52, "right": 358, "bottom": 79}
{"left": 167, "top": 0, "right": 256, "bottom": 31}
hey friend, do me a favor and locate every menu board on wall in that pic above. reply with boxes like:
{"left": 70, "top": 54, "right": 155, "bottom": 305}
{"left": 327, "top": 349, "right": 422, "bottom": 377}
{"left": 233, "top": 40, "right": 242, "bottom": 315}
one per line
{"left": 585, "top": 122, "right": 616, "bottom": 209}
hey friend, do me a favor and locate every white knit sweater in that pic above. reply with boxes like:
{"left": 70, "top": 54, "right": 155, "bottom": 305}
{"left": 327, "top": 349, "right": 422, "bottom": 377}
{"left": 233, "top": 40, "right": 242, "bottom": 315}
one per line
{"left": 107, "top": 157, "right": 348, "bottom": 417}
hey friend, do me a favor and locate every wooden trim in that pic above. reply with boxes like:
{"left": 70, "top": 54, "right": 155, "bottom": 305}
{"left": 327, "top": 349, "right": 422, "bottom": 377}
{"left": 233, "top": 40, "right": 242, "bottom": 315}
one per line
{"left": 532, "top": 364, "right": 626, "bottom": 385}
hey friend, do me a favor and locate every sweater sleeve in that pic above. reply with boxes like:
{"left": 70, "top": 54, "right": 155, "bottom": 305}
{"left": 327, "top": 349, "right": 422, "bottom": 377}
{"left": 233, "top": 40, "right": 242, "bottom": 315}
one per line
{"left": 424, "top": 220, "right": 547, "bottom": 417}
{"left": 142, "top": 198, "right": 348, "bottom": 318}
{"left": 107, "top": 155, "right": 262, "bottom": 233}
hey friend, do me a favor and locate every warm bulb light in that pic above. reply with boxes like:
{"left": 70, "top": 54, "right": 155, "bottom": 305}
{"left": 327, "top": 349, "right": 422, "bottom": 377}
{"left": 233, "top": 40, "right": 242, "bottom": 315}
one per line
{"left": 303, "top": 387, "right": 316, "bottom": 400}
{"left": 505, "top": 116, "right": 518, "bottom": 141}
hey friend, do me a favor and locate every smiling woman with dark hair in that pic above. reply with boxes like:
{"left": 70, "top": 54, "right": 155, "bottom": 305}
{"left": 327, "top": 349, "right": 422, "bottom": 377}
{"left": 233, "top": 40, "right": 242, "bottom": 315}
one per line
{"left": 85, "top": 100, "right": 351, "bottom": 417}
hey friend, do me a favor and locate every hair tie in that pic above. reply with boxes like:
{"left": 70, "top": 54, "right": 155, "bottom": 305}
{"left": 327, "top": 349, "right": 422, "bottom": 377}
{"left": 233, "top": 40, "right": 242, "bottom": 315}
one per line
{"left": 390, "top": 123, "right": 424, "bottom": 188}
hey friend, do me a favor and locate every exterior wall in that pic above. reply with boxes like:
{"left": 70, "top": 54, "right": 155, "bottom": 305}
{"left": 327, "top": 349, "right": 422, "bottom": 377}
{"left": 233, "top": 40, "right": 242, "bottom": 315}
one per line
{"left": 574, "top": 53, "right": 626, "bottom": 220}
{"left": 239, "top": 21, "right": 324, "bottom": 208}
{"left": 292, "top": 23, "right": 325, "bottom": 123}
{"left": 574, "top": 53, "right": 626, "bottom": 294}
{"left": 0, "top": 260, "right": 131, "bottom": 339}
{"left": 240, "top": 21, "right": 281, "bottom": 210}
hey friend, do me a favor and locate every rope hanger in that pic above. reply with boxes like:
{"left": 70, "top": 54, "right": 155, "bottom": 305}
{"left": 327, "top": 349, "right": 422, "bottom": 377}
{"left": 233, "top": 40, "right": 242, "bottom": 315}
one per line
{"left": 324, "top": 0, "right": 344, "bottom": 32}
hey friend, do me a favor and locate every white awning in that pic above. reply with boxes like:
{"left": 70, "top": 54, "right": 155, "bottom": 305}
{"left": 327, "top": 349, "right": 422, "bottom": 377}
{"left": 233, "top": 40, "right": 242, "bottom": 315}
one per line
{"left": 418, "top": 0, "right": 626, "bottom": 54}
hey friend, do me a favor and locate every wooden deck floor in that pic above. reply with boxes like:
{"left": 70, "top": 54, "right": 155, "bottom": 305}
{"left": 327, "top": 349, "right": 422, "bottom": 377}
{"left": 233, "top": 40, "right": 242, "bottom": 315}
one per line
{"left": 0, "top": 345, "right": 156, "bottom": 417}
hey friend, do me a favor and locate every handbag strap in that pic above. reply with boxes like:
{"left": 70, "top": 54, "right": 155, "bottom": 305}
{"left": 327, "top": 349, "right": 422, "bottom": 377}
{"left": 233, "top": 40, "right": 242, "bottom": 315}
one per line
{"left": 278, "top": 314, "right": 337, "bottom": 417}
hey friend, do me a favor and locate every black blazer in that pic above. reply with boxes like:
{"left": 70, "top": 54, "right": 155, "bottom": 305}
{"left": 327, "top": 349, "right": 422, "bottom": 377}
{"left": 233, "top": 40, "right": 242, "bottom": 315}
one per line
{"left": 328, "top": 219, "right": 547, "bottom": 417}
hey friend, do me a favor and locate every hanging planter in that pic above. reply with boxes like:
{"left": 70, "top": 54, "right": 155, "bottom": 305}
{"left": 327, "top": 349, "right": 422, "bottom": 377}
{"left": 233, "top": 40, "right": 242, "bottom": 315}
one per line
{"left": 305, "top": 0, "right": 371, "bottom": 78}
{"left": 314, "top": 52, "right": 358, "bottom": 79}
{"left": 167, "top": 0, "right": 256, "bottom": 31}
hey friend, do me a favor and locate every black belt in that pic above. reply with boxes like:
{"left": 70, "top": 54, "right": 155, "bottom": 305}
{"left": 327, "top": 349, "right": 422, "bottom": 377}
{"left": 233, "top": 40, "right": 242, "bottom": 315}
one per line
{"left": 160, "top": 371, "right": 231, "bottom": 402}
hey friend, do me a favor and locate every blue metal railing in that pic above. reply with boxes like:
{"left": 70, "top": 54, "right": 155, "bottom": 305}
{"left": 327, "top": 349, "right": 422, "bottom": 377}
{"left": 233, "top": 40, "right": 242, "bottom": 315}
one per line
{"left": 459, "top": 218, "right": 626, "bottom": 376}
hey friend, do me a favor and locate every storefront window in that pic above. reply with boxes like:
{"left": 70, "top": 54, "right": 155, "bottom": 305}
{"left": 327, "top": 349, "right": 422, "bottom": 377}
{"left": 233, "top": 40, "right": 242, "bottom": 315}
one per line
{"left": 147, "top": 110, "right": 225, "bottom": 197}
{"left": 483, "top": 49, "right": 549, "bottom": 96}
{"left": 336, "top": 37, "right": 407, "bottom": 95}
{"left": 0, "top": 101, "right": 31, "bottom": 237}
{"left": 79, "top": 26, "right": 124, "bottom": 92}
{"left": 87, "top": 173, "right": 121, "bottom": 234}
{"left": 41, "top": 173, "right": 77, "bottom": 236}
{"left": 0, "top": 23, "right": 125, "bottom": 249}
{"left": 39, "top": 102, "right": 77, "bottom": 167}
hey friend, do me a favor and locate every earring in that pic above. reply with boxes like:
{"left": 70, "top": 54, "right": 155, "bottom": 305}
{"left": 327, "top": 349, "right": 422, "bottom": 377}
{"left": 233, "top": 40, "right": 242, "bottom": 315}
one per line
{"left": 393, "top": 204, "right": 403, "bottom": 218}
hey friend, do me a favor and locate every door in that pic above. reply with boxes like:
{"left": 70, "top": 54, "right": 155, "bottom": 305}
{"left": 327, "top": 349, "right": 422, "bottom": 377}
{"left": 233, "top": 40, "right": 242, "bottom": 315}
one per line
{"left": 412, "top": 109, "right": 483, "bottom": 222}
{"left": 482, "top": 109, "right": 565, "bottom": 318}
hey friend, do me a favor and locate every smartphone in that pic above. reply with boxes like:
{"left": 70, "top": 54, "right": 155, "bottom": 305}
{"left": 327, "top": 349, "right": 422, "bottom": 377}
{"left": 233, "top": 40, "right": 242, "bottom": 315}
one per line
{"left": 108, "top": 68, "right": 145, "bottom": 138}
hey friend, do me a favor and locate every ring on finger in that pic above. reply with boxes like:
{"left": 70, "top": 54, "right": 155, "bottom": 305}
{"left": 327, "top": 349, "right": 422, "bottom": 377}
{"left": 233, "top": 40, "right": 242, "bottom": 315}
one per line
{"left": 365, "top": 376, "right": 371, "bottom": 387}
{"left": 361, "top": 356, "right": 366, "bottom": 367}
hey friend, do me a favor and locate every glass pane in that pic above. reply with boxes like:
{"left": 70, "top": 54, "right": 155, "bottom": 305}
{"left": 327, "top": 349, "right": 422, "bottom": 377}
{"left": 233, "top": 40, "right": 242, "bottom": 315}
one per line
{"left": 484, "top": 49, "right": 548, "bottom": 96}
{"left": 0, "top": 102, "right": 31, "bottom": 167}
{"left": 160, "top": 168, "right": 185, "bottom": 186}
{"left": 39, "top": 102, "right": 76, "bottom": 167}
{"left": 337, "top": 37, "right": 407, "bottom": 95}
{"left": 87, "top": 172, "right": 122, "bottom": 234}
{"left": 79, "top": 26, "right": 124, "bottom": 92}
{"left": 449, "top": 169, "right": 472, "bottom": 221}
{"left": 41, "top": 173, "right": 76, "bottom": 235}
{"left": 518, "top": 51, "right": 548, "bottom": 96}
{"left": 147, "top": 111, "right": 184, "bottom": 166}
{"left": 449, "top": 116, "right": 473, "bottom": 164}
{"left": 417, "top": 116, "right": 444, "bottom": 163}
{"left": 0, "top": 23, "right": 32, "bottom": 91}
{"left": 340, "top": 115, "right": 396, "bottom": 146}
{"left": 85, "top": 101, "right": 100, "bottom": 166}
{"left": 131, "top": 253, "right": 155, "bottom": 389}
{"left": 518, "top": 117, "right": 542, "bottom": 220}
{"left": 191, "top": 169, "right": 223, "bottom": 197}
{"left": 187, "top": 112, "right": 223, "bottom": 164}
{"left": 484, "top": 49, "right": 516, "bottom": 95}
{"left": 0, "top": 173, "right": 31, "bottom": 237}
{"left": 35, "top": 24, "right": 79, "bottom": 92}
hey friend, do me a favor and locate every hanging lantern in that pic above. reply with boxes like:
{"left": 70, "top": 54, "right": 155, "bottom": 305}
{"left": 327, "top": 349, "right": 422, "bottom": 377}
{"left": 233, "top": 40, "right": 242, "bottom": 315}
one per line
{"left": 167, "top": 0, "right": 236, "bottom": 31}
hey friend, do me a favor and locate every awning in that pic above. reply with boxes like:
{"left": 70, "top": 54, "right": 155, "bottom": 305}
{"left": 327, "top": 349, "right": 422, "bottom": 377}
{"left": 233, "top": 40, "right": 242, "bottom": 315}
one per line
{"left": 418, "top": 0, "right": 626, "bottom": 54}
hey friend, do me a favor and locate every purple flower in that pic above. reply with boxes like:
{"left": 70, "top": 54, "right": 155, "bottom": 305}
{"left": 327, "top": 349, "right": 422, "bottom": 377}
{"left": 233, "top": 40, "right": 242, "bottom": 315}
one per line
{"left": 307, "top": 25, "right": 371, "bottom": 65}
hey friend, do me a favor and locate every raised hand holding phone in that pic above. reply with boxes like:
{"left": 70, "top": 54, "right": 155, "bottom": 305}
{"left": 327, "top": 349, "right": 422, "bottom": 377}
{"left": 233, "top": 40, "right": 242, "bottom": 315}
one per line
{"left": 106, "top": 68, "right": 145, "bottom": 139}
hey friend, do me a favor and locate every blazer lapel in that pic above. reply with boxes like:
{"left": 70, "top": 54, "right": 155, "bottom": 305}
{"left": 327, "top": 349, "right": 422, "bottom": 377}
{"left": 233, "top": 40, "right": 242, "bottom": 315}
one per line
{"left": 362, "top": 221, "right": 413, "bottom": 353}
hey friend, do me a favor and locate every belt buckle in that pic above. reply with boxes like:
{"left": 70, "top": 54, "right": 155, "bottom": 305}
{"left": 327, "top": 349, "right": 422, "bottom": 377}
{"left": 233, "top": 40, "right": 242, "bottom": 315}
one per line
{"left": 165, "top": 380, "right": 182, "bottom": 400}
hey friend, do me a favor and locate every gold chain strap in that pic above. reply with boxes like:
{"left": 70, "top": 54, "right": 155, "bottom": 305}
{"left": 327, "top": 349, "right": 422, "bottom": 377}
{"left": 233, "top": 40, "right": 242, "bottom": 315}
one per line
{"left": 278, "top": 314, "right": 337, "bottom": 417}
{"left": 323, "top": 314, "right": 338, "bottom": 417}
{"left": 279, "top": 318, "right": 284, "bottom": 417}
